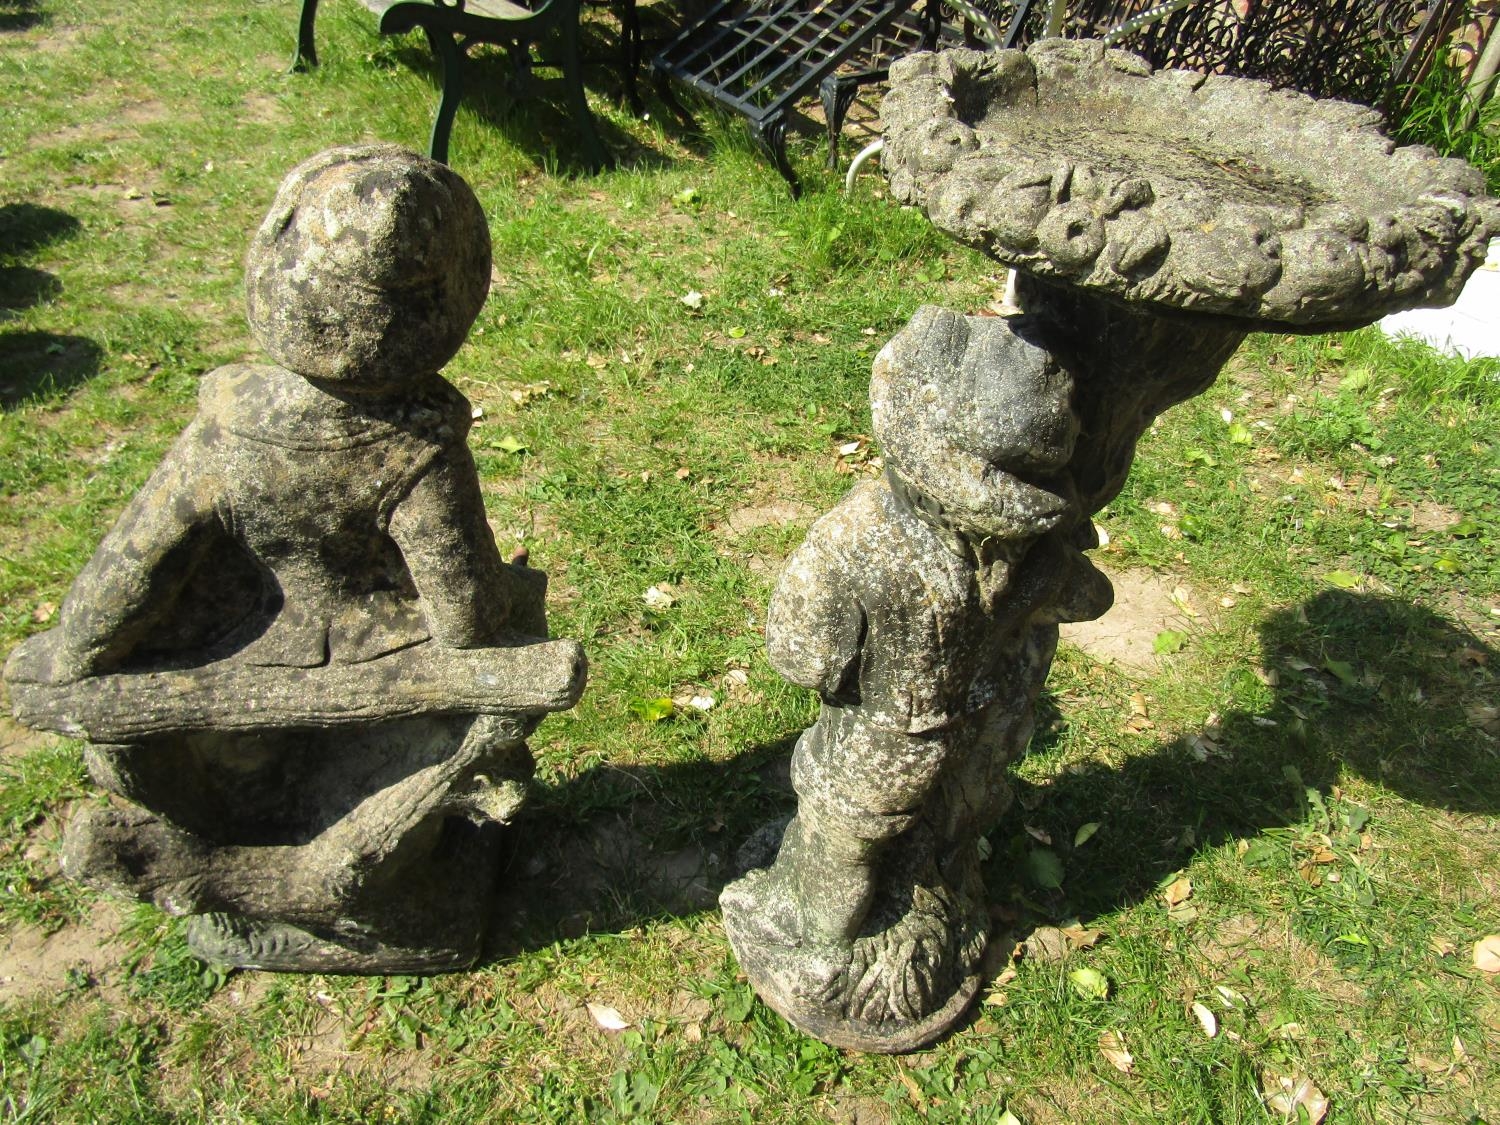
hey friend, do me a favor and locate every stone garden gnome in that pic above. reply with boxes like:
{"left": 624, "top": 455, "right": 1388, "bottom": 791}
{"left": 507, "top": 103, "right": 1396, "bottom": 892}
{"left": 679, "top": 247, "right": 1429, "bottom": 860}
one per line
{"left": 4, "top": 144, "right": 586, "bottom": 973}
{"left": 720, "top": 306, "right": 1111, "bottom": 1051}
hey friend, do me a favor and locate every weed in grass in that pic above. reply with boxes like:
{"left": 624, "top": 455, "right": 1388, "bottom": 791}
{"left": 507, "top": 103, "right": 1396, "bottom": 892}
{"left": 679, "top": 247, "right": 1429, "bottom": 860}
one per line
{"left": 1394, "top": 61, "right": 1500, "bottom": 193}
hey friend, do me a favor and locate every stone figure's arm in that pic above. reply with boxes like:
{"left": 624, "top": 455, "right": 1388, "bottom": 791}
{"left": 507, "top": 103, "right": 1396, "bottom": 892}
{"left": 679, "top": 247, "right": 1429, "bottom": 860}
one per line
{"left": 388, "top": 445, "right": 544, "bottom": 645}
{"left": 765, "top": 542, "right": 865, "bottom": 702}
{"left": 36, "top": 429, "right": 222, "bottom": 680}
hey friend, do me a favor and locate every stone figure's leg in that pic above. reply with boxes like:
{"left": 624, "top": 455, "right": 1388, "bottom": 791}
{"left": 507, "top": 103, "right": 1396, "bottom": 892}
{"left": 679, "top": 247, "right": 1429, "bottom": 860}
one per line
{"left": 61, "top": 715, "right": 536, "bottom": 972}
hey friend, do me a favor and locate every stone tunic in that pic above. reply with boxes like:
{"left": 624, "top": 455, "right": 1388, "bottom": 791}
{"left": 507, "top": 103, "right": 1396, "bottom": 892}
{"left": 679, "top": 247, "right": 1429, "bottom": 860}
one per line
{"left": 768, "top": 481, "right": 1010, "bottom": 841}
{"left": 48, "top": 363, "right": 536, "bottom": 679}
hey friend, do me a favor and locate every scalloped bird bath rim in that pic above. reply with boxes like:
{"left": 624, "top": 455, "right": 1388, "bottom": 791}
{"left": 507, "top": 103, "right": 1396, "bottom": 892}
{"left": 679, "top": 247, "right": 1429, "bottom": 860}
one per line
{"left": 880, "top": 40, "right": 1500, "bottom": 332}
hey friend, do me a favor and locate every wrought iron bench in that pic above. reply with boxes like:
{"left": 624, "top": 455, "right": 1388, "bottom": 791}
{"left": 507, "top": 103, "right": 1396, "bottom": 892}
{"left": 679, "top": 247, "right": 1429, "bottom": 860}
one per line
{"left": 650, "top": 0, "right": 938, "bottom": 197}
{"left": 295, "top": 0, "right": 614, "bottom": 170}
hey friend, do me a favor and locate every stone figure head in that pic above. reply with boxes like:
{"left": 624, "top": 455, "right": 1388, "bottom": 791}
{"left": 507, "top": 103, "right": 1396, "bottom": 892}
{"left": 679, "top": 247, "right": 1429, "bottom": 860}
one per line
{"left": 871, "top": 305, "right": 1079, "bottom": 542}
{"left": 244, "top": 144, "right": 492, "bottom": 389}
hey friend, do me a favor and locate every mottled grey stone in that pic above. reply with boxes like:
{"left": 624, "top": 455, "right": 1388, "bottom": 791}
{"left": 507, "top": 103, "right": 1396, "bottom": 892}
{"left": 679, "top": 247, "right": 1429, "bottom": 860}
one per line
{"left": 720, "top": 306, "right": 1112, "bottom": 1052}
{"left": 881, "top": 42, "right": 1500, "bottom": 330}
{"left": 4, "top": 145, "right": 586, "bottom": 973}
{"left": 723, "top": 44, "right": 1496, "bottom": 1052}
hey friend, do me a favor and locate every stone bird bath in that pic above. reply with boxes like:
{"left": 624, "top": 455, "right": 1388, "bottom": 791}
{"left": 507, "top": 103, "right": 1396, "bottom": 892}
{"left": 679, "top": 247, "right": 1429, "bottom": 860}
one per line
{"left": 720, "top": 40, "right": 1498, "bottom": 1052}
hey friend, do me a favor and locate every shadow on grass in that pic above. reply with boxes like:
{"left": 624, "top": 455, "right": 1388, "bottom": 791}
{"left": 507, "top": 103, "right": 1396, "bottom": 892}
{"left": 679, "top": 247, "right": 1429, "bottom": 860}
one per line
{"left": 479, "top": 590, "right": 1495, "bottom": 965}
{"left": 1010, "top": 589, "right": 1498, "bottom": 923}
{"left": 482, "top": 731, "right": 799, "bottom": 957}
{"left": 369, "top": 24, "right": 683, "bottom": 175}
{"left": 0, "top": 0, "right": 44, "bottom": 33}
{"left": 0, "top": 332, "right": 103, "bottom": 407}
{"left": 1, "top": 202, "right": 80, "bottom": 282}
{"left": 1, "top": 203, "right": 102, "bottom": 407}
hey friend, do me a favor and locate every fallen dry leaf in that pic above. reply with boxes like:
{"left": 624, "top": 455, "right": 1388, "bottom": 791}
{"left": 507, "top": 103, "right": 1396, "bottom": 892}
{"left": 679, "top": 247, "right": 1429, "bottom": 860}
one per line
{"left": 1061, "top": 924, "right": 1105, "bottom": 950}
{"left": 1465, "top": 702, "right": 1500, "bottom": 735}
{"left": 1024, "top": 824, "right": 1053, "bottom": 845}
{"left": 720, "top": 667, "right": 758, "bottom": 703}
{"left": 1023, "top": 926, "right": 1071, "bottom": 963}
{"left": 982, "top": 965, "right": 1019, "bottom": 1006}
{"left": 587, "top": 1002, "right": 630, "bottom": 1031}
{"left": 1191, "top": 1002, "right": 1218, "bottom": 1038}
{"left": 1098, "top": 1030, "right": 1134, "bottom": 1074}
{"left": 1430, "top": 935, "right": 1457, "bottom": 958}
{"left": 1213, "top": 984, "right": 1247, "bottom": 1008}
{"left": 895, "top": 1067, "right": 924, "bottom": 1107}
{"left": 1263, "top": 1074, "right": 1328, "bottom": 1124}
{"left": 1168, "top": 902, "right": 1200, "bottom": 923}
{"left": 1163, "top": 877, "right": 1193, "bottom": 907}
{"left": 1128, "top": 693, "right": 1150, "bottom": 718}
{"left": 643, "top": 583, "right": 677, "bottom": 609}
{"left": 509, "top": 381, "right": 554, "bottom": 406}
{"left": 31, "top": 602, "right": 56, "bottom": 624}
{"left": 1170, "top": 585, "right": 1199, "bottom": 617}
{"left": 1473, "top": 934, "right": 1500, "bottom": 974}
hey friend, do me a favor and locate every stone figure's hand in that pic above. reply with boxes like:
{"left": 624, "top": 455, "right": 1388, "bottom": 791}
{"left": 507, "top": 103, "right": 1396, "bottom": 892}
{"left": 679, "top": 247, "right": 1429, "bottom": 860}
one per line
{"left": 3, "top": 629, "right": 91, "bottom": 686}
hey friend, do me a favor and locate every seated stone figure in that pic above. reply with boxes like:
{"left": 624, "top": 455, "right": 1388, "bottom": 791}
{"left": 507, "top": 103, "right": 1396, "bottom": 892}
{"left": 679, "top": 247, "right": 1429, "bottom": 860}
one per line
{"left": 4, "top": 145, "right": 586, "bottom": 973}
{"left": 720, "top": 305, "right": 1112, "bottom": 1051}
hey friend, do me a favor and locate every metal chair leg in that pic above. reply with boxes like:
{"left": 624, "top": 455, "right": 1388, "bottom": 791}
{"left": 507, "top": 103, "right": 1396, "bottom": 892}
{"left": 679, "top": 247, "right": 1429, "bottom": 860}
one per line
{"left": 617, "top": 0, "right": 645, "bottom": 117}
{"left": 819, "top": 74, "right": 860, "bottom": 171}
{"left": 750, "top": 115, "right": 800, "bottom": 199}
{"left": 558, "top": 10, "right": 612, "bottom": 172}
{"left": 427, "top": 30, "right": 468, "bottom": 165}
{"left": 294, "top": 0, "right": 320, "bottom": 71}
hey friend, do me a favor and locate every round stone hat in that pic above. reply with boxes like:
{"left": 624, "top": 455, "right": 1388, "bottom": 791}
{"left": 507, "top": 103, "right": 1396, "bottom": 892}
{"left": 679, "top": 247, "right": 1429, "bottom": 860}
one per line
{"left": 245, "top": 144, "right": 491, "bottom": 386}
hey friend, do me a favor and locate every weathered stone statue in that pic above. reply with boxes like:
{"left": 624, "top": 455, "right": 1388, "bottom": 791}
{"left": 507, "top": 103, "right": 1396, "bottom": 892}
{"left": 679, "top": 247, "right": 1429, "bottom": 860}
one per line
{"left": 722, "top": 41, "right": 1498, "bottom": 1051}
{"left": 4, "top": 145, "right": 586, "bottom": 973}
{"left": 721, "top": 307, "right": 1112, "bottom": 1050}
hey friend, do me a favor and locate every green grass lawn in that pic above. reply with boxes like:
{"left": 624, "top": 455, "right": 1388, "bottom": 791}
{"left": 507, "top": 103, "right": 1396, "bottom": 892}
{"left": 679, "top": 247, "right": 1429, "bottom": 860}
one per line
{"left": 2, "top": 2, "right": 1498, "bottom": 1121}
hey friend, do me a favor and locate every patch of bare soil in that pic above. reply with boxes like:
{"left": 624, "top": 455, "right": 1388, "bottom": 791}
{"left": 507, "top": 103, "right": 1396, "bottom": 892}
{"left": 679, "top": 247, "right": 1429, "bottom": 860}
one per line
{"left": 711, "top": 494, "right": 817, "bottom": 579}
{"left": 0, "top": 898, "right": 127, "bottom": 1007}
{"left": 716, "top": 499, "right": 817, "bottom": 539}
{"left": 1018, "top": 1075, "right": 1125, "bottom": 1125}
{"left": 28, "top": 24, "right": 83, "bottom": 53}
{"left": 495, "top": 811, "right": 720, "bottom": 938}
{"left": 70, "top": 178, "right": 179, "bottom": 228}
{"left": 1195, "top": 913, "right": 1364, "bottom": 1007}
{"left": 238, "top": 91, "right": 287, "bottom": 127}
{"left": 40, "top": 99, "right": 171, "bottom": 148}
{"left": 266, "top": 1001, "right": 437, "bottom": 1097}
{"left": 823, "top": 1093, "right": 895, "bottom": 1125}
{"left": 1060, "top": 563, "right": 1195, "bottom": 673}
{"left": 0, "top": 716, "right": 49, "bottom": 761}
